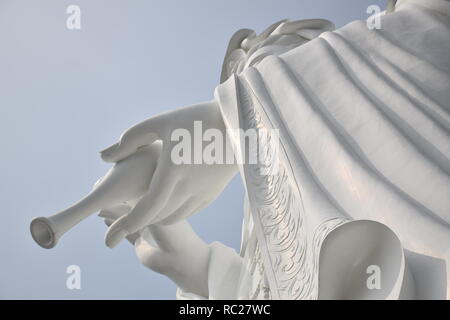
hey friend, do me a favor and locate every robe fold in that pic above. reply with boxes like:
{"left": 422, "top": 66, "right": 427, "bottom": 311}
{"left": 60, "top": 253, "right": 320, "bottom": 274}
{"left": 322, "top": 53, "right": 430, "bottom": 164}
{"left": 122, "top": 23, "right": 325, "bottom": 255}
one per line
{"left": 179, "top": 0, "right": 450, "bottom": 299}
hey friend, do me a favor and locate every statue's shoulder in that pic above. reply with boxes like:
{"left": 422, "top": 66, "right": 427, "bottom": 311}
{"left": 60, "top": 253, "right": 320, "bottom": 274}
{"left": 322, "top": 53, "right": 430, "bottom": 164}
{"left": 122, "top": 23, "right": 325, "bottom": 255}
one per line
{"left": 219, "top": 19, "right": 335, "bottom": 85}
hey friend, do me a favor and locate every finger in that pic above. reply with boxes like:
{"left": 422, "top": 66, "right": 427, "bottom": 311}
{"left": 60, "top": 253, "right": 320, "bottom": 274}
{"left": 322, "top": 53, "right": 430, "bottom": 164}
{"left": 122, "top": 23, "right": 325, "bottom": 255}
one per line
{"left": 147, "top": 181, "right": 191, "bottom": 224}
{"left": 100, "top": 133, "right": 159, "bottom": 163}
{"left": 98, "top": 204, "right": 131, "bottom": 220}
{"left": 105, "top": 215, "right": 129, "bottom": 248}
{"left": 99, "top": 143, "right": 119, "bottom": 162}
{"left": 144, "top": 167, "right": 211, "bottom": 225}
{"left": 127, "top": 157, "right": 178, "bottom": 230}
{"left": 105, "top": 156, "right": 177, "bottom": 247}
{"left": 100, "top": 117, "right": 163, "bottom": 163}
{"left": 104, "top": 217, "right": 142, "bottom": 245}
{"left": 153, "top": 198, "right": 209, "bottom": 226}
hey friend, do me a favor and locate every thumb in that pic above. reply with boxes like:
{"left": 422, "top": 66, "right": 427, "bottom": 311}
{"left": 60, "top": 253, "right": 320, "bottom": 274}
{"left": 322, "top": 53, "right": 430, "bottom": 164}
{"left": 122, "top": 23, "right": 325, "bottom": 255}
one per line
{"left": 99, "top": 142, "right": 121, "bottom": 162}
{"left": 134, "top": 235, "right": 167, "bottom": 273}
{"left": 100, "top": 113, "right": 165, "bottom": 162}
{"left": 100, "top": 131, "right": 159, "bottom": 162}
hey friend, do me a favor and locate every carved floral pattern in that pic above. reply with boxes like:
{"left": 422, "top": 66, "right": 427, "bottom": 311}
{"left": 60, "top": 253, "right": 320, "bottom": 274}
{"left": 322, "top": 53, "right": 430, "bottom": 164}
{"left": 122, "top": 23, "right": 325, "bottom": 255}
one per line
{"left": 237, "top": 78, "right": 348, "bottom": 299}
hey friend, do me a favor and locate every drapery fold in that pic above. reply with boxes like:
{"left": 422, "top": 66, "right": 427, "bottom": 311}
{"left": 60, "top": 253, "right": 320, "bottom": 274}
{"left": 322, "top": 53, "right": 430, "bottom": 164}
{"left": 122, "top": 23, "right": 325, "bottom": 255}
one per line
{"left": 215, "top": 0, "right": 450, "bottom": 299}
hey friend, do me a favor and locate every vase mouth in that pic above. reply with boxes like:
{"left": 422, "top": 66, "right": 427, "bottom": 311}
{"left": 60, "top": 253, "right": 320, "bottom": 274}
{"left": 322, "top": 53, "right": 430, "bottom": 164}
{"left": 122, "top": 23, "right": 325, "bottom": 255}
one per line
{"left": 318, "top": 220, "right": 405, "bottom": 300}
{"left": 30, "top": 217, "right": 57, "bottom": 249}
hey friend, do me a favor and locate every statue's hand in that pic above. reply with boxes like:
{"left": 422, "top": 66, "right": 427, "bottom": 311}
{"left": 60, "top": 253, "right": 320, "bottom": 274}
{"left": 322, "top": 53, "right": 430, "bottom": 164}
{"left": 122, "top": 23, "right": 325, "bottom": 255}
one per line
{"left": 134, "top": 221, "right": 211, "bottom": 298}
{"left": 100, "top": 100, "right": 238, "bottom": 248}
{"left": 101, "top": 211, "right": 211, "bottom": 297}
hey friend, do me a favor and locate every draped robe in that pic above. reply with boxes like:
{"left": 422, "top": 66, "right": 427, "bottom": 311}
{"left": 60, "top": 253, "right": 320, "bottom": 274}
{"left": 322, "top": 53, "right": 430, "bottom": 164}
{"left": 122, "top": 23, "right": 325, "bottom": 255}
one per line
{"left": 177, "top": 0, "right": 450, "bottom": 299}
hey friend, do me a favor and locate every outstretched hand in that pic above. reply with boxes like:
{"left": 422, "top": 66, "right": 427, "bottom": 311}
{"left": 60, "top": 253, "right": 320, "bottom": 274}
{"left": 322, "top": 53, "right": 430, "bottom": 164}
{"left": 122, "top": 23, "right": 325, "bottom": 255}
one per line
{"left": 100, "top": 100, "right": 237, "bottom": 248}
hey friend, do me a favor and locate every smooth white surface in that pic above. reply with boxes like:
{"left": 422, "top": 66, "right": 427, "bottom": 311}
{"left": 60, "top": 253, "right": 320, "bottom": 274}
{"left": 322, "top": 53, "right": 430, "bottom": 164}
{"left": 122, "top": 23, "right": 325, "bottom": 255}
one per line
{"left": 30, "top": 0, "right": 450, "bottom": 299}
{"left": 215, "top": 0, "right": 450, "bottom": 299}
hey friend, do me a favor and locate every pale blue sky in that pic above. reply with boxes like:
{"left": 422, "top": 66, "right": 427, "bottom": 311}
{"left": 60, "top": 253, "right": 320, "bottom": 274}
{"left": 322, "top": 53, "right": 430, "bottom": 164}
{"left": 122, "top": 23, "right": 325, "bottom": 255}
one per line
{"left": 0, "top": 0, "right": 386, "bottom": 299}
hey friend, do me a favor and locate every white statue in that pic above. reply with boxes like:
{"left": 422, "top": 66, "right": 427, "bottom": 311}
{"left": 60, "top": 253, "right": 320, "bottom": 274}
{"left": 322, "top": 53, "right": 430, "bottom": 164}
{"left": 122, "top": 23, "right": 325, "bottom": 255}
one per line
{"left": 30, "top": 0, "right": 450, "bottom": 299}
